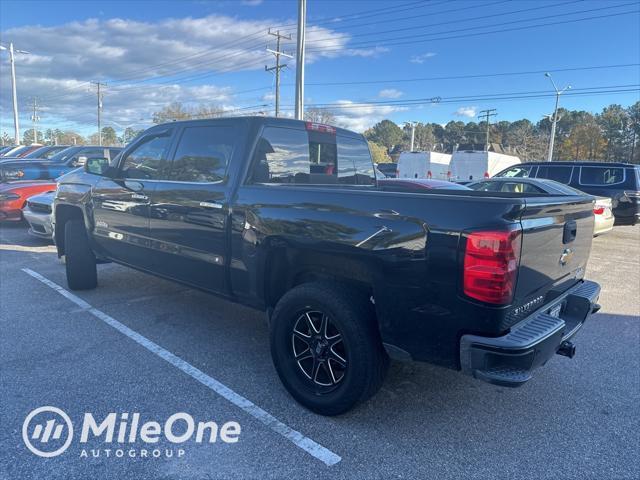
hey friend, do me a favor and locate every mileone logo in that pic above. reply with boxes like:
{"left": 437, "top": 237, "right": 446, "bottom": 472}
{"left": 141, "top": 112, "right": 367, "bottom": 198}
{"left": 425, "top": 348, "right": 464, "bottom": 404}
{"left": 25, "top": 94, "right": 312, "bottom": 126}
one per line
{"left": 22, "top": 406, "right": 241, "bottom": 458}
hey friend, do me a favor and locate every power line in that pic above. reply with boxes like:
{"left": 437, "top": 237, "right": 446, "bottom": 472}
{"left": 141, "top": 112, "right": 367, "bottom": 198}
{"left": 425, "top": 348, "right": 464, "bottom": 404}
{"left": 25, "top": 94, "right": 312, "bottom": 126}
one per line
{"left": 300, "top": 63, "right": 640, "bottom": 87}
{"left": 308, "top": 0, "right": 582, "bottom": 43}
{"left": 280, "top": 85, "right": 640, "bottom": 110}
{"left": 306, "top": 7, "right": 640, "bottom": 52}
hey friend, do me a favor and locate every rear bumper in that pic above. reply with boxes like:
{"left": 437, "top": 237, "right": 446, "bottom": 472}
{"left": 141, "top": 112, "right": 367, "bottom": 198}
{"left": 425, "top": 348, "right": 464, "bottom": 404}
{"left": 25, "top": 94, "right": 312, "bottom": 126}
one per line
{"left": 460, "top": 280, "right": 601, "bottom": 387}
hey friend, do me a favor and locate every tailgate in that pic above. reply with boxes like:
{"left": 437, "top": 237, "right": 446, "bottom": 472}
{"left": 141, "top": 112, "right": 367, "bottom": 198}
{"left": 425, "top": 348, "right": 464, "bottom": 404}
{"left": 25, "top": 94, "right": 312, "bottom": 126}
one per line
{"left": 515, "top": 195, "right": 595, "bottom": 303}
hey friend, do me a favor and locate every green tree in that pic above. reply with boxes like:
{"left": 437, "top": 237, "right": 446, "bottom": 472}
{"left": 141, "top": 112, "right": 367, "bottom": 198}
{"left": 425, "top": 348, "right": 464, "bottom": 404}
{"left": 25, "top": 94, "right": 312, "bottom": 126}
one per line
{"left": 101, "top": 126, "right": 119, "bottom": 146}
{"left": 597, "top": 104, "right": 629, "bottom": 161}
{"left": 364, "top": 120, "right": 404, "bottom": 152}
{"left": 368, "top": 141, "right": 391, "bottom": 163}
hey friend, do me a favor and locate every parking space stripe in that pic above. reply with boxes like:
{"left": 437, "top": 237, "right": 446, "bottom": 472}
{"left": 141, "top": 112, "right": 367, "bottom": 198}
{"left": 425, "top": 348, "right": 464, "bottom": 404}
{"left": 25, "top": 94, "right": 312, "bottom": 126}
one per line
{"left": 21, "top": 268, "right": 342, "bottom": 467}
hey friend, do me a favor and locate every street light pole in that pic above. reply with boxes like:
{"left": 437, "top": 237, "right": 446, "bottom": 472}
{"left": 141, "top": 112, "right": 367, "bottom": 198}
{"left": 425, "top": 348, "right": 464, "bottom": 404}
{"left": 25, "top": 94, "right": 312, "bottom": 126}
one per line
{"left": 294, "top": 0, "right": 306, "bottom": 120}
{"left": 545, "top": 72, "right": 571, "bottom": 162}
{"left": 1, "top": 43, "right": 30, "bottom": 144}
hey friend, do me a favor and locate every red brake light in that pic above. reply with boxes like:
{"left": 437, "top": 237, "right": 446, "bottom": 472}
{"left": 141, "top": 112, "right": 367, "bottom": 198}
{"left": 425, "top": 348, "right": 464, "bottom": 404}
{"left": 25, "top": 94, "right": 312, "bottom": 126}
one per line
{"left": 483, "top": 172, "right": 490, "bottom": 178}
{"left": 427, "top": 170, "right": 432, "bottom": 179}
{"left": 463, "top": 229, "right": 522, "bottom": 305}
{"left": 593, "top": 206, "right": 605, "bottom": 215}
{"left": 305, "top": 122, "right": 336, "bottom": 135}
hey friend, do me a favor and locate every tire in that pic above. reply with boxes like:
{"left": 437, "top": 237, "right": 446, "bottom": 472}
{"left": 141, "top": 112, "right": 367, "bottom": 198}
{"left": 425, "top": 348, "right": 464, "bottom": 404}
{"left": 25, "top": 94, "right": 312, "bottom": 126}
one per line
{"left": 270, "top": 281, "right": 389, "bottom": 416}
{"left": 64, "top": 219, "right": 97, "bottom": 290}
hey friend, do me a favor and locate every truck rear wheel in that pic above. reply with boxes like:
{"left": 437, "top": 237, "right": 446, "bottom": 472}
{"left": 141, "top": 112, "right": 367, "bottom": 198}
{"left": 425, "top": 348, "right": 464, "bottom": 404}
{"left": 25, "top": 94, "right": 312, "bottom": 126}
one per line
{"left": 64, "top": 219, "right": 97, "bottom": 290}
{"left": 270, "top": 282, "right": 388, "bottom": 416}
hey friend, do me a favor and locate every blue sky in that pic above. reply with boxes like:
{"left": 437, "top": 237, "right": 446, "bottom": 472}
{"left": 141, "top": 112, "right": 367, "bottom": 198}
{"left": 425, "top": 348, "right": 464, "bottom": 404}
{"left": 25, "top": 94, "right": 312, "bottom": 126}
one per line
{"left": 0, "top": 0, "right": 639, "bottom": 138}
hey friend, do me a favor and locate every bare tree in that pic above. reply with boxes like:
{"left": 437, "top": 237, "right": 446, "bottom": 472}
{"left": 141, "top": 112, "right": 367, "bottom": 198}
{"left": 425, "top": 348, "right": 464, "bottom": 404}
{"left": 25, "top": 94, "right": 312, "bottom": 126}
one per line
{"left": 304, "top": 108, "right": 336, "bottom": 125}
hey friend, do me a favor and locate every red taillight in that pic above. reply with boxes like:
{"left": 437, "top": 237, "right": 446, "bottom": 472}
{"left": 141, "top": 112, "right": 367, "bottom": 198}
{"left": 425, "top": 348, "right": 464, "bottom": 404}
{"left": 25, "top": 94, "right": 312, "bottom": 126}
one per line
{"left": 593, "top": 206, "right": 605, "bottom": 215}
{"left": 427, "top": 170, "right": 432, "bottom": 179}
{"left": 463, "top": 229, "right": 522, "bottom": 305}
{"left": 483, "top": 171, "right": 490, "bottom": 178}
{"left": 305, "top": 122, "right": 336, "bottom": 135}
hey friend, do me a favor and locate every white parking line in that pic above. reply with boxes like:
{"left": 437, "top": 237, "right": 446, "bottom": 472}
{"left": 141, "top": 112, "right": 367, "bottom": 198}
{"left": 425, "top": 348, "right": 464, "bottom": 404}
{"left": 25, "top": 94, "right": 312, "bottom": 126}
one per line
{"left": 21, "top": 268, "right": 342, "bottom": 467}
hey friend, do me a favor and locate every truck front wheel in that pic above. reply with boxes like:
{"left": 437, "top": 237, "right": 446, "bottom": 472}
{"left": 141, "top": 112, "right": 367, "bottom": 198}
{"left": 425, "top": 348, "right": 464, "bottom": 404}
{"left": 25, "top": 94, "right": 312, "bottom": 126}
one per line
{"left": 64, "top": 219, "right": 97, "bottom": 290}
{"left": 270, "top": 282, "right": 388, "bottom": 416}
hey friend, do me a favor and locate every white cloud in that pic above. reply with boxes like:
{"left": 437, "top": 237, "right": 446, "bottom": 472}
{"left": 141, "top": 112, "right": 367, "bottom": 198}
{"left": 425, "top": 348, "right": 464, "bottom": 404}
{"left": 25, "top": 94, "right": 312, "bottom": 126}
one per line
{"left": 454, "top": 106, "right": 477, "bottom": 118}
{"left": 0, "top": 15, "right": 380, "bottom": 134}
{"left": 378, "top": 89, "right": 403, "bottom": 99}
{"left": 329, "top": 100, "right": 407, "bottom": 132}
{"left": 410, "top": 52, "right": 437, "bottom": 64}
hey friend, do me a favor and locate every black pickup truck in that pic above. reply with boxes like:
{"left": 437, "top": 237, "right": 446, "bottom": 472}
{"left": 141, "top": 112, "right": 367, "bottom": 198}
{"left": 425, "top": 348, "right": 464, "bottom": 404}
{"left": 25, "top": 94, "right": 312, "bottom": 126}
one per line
{"left": 54, "top": 117, "right": 601, "bottom": 415}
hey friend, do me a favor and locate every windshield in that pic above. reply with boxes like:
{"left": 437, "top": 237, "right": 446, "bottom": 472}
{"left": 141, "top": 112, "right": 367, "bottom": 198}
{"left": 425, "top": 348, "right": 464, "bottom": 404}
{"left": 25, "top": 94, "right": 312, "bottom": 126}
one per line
{"left": 48, "top": 146, "right": 80, "bottom": 163}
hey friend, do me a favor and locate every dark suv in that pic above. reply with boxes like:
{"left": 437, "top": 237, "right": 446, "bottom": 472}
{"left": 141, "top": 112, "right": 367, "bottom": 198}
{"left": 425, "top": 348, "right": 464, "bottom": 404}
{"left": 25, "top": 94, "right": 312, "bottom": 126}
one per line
{"left": 495, "top": 161, "right": 640, "bottom": 225}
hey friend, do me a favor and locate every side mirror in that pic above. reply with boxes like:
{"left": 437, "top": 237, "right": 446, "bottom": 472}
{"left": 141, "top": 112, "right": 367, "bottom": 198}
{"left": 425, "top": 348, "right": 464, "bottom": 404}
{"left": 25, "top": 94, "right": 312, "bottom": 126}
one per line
{"left": 85, "top": 157, "right": 110, "bottom": 176}
{"left": 75, "top": 155, "right": 88, "bottom": 166}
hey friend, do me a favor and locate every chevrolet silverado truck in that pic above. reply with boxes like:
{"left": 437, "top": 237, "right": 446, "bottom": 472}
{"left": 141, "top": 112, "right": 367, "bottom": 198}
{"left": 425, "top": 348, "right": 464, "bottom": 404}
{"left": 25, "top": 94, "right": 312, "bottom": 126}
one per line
{"left": 53, "top": 117, "right": 601, "bottom": 415}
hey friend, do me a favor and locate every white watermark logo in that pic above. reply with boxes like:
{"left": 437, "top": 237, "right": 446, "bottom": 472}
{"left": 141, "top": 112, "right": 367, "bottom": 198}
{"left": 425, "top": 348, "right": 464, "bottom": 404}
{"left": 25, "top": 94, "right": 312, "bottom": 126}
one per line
{"left": 22, "top": 407, "right": 241, "bottom": 458}
{"left": 22, "top": 406, "right": 74, "bottom": 458}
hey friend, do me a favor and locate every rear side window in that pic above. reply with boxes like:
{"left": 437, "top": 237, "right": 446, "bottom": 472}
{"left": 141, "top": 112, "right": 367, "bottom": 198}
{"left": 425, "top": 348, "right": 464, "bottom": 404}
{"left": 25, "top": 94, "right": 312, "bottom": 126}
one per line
{"left": 497, "top": 165, "right": 536, "bottom": 178}
{"left": 536, "top": 165, "right": 572, "bottom": 184}
{"left": 579, "top": 166, "right": 625, "bottom": 186}
{"left": 250, "top": 127, "right": 373, "bottom": 185}
{"left": 338, "top": 136, "right": 375, "bottom": 185}
{"left": 171, "top": 126, "right": 234, "bottom": 182}
{"left": 121, "top": 133, "right": 173, "bottom": 180}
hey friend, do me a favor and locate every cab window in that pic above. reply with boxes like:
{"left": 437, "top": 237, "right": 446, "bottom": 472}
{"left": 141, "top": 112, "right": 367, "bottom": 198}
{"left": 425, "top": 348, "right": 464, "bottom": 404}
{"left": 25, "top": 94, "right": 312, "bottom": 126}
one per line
{"left": 170, "top": 126, "right": 234, "bottom": 183}
{"left": 120, "top": 133, "right": 173, "bottom": 180}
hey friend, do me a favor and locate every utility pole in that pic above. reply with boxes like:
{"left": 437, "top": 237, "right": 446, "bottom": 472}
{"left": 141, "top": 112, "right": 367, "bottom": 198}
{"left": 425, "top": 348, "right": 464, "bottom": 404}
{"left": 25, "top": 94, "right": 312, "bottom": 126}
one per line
{"left": 91, "top": 82, "right": 106, "bottom": 146}
{"left": 31, "top": 98, "right": 40, "bottom": 144}
{"left": 544, "top": 72, "right": 571, "bottom": 162}
{"left": 0, "top": 43, "right": 30, "bottom": 144}
{"left": 294, "top": 0, "right": 307, "bottom": 120}
{"left": 265, "top": 29, "right": 292, "bottom": 118}
{"left": 477, "top": 109, "right": 497, "bottom": 152}
{"left": 404, "top": 121, "right": 417, "bottom": 151}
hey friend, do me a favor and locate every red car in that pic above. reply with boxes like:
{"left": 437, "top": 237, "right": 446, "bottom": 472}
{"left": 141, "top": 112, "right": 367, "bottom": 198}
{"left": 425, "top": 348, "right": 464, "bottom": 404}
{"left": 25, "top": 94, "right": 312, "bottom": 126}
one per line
{"left": 377, "top": 178, "right": 471, "bottom": 191}
{"left": 0, "top": 180, "right": 56, "bottom": 221}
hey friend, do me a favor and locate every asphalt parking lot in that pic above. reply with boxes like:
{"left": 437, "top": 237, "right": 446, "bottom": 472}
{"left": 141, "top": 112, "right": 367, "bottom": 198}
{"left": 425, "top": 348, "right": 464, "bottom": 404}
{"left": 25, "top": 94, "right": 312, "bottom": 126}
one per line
{"left": 1, "top": 223, "right": 639, "bottom": 480}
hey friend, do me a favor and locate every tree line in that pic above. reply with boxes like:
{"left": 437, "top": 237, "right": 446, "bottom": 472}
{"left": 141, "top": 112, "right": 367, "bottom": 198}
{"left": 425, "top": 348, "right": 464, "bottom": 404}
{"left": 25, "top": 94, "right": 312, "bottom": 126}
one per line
{"left": 363, "top": 101, "right": 640, "bottom": 164}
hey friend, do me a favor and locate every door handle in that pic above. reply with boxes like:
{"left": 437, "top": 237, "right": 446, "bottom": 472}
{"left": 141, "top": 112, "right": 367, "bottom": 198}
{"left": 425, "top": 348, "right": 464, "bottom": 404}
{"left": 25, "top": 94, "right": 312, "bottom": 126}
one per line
{"left": 199, "top": 201, "right": 224, "bottom": 209}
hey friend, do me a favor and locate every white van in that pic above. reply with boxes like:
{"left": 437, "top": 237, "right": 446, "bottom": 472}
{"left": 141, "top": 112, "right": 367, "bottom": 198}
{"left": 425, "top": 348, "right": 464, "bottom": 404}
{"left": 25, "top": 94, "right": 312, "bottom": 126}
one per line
{"left": 450, "top": 151, "right": 521, "bottom": 181}
{"left": 396, "top": 151, "right": 452, "bottom": 180}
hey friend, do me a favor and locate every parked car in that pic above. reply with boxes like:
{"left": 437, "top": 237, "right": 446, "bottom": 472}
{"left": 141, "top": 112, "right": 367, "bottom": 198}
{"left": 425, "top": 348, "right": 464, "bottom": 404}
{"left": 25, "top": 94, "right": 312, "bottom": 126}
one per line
{"left": 467, "top": 177, "right": 586, "bottom": 195}
{"left": 593, "top": 196, "right": 615, "bottom": 236}
{"left": 0, "top": 180, "right": 56, "bottom": 221}
{"left": 23, "top": 145, "right": 71, "bottom": 160}
{"left": 23, "top": 190, "right": 55, "bottom": 240}
{"left": 0, "top": 146, "right": 16, "bottom": 156}
{"left": 375, "top": 162, "right": 397, "bottom": 178}
{"left": 0, "top": 146, "right": 121, "bottom": 183}
{"left": 0, "top": 145, "right": 70, "bottom": 163}
{"left": 378, "top": 178, "right": 471, "bottom": 191}
{"left": 495, "top": 161, "right": 640, "bottom": 225}
{"left": 1, "top": 145, "right": 33, "bottom": 157}
{"left": 54, "top": 117, "right": 600, "bottom": 415}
